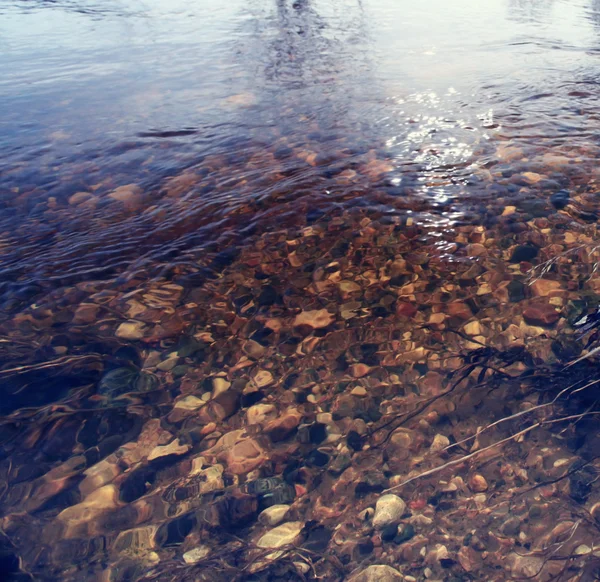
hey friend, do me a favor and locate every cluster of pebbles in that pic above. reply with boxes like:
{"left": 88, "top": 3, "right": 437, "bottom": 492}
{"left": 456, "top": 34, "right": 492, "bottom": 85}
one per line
{"left": 2, "top": 137, "right": 600, "bottom": 581}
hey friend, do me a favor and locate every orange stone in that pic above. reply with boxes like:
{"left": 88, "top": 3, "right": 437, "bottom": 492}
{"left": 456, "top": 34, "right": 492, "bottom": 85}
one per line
{"left": 446, "top": 302, "right": 473, "bottom": 320}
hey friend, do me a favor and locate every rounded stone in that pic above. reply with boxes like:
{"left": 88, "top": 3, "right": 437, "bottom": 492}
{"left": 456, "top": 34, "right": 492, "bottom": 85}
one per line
{"left": 510, "top": 244, "right": 539, "bottom": 263}
{"left": 372, "top": 494, "right": 406, "bottom": 529}
{"left": 468, "top": 474, "right": 489, "bottom": 493}
{"left": 381, "top": 524, "right": 398, "bottom": 542}
{"left": 182, "top": 545, "right": 210, "bottom": 564}
{"left": 430, "top": 433, "right": 450, "bottom": 453}
{"left": 293, "top": 309, "right": 334, "bottom": 329}
{"left": 395, "top": 522, "right": 415, "bottom": 544}
{"left": 523, "top": 301, "right": 560, "bottom": 327}
{"left": 258, "top": 505, "right": 290, "bottom": 527}
{"left": 348, "top": 564, "right": 403, "bottom": 582}
{"left": 550, "top": 190, "right": 570, "bottom": 209}
{"left": 115, "top": 320, "right": 146, "bottom": 340}
{"left": 500, "top": 517, "right": 521, "bottom": 536}
{"left": 257, "top": 521, "right": 304, "bottom": 549}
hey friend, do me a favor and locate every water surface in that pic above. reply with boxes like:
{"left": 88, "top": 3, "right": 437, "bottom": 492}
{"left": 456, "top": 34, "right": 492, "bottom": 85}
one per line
{"left": 1, "top": 0, "right": 599, "bottom": 293}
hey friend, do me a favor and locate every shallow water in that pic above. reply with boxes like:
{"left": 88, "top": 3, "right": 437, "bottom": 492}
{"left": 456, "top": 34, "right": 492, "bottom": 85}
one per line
{"left": 1, "top": 0, "right": 600, "bottom": 294}
{"left": 3, "top": 0, "right": 600, "bottom": 580}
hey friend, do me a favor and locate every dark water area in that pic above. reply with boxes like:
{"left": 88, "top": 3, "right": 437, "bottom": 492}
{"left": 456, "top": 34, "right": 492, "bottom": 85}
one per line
{"left": 3, "top": 0, "right": 600, "bottom": 580}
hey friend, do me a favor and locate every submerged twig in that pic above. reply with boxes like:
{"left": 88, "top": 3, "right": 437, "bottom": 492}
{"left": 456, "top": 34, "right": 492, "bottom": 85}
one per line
{"left": 384, "top": 411, "right": 600, "bottom": 494}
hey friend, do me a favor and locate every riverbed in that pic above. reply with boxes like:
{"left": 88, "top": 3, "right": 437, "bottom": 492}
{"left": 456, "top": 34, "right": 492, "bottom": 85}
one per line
{"left": 2, "top": 0, "right": 600, "bottom": 580}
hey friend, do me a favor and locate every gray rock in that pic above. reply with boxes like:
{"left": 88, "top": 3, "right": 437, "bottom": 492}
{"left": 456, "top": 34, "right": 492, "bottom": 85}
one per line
{"left": 348, "top": 565, "right": 403, "bottom": 582}
{"left": 500, "top": 517, "right": 521, "bottom": 536}
{"left": 258, "top": 505, "right": 290, "bottom": 527}
{"left": 372, "top": 494, "right": 406, "bottom": 529}
{"left": 257, "top": 521, "right": 304, "bottom": 549}
{"left": 183, "top": 545, "right": 211, "bottom": 564}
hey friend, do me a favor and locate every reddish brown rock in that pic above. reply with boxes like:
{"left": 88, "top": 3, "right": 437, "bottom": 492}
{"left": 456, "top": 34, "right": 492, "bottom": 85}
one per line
{"left": 458, "top": 546, "right": 480, "bottom": 572}
{"left": 523, "top": 301, "right": 560, "bottom": 327}
{"left": 293, "top": 309, "right": 335, "bottom": 330}
{"left": 72, "top": 303, "right": 100, "bottom": 324}
{"left": 144, "top": 315, "right": 188, "bottom": 342}
{"left": 396, "top": 301, "right": 418, "bottom": 318}
{"left": 331, "top": 394, "right": 360, "bottom": 419}
{"left": 108, "top": 183, "right": 144, "bottom": 211}
{"left": 468, "top": 473, "right": 489, "bottom": 493}
{"left": 264, "top": 408, "right": 302, "bottom": 442}
{"left": 198, "top": 390, "right": 240, "bottom": 422}
{"left": 530, "top": 279, "right": 562, "bottom": 298}
{"left": 208, "top": 431, "right": 266, "bottom": 475}
{"left": 466, "top": 243, "right": 487, "bottom": 257}
{"left": 351, "top": 363, "right": 371, "bottom": 378}
{"left": 446, "top": 302, "right": 473, "bottom": 320}
{"left": 225, "top": 439, "right": 266, "bottom": 474}
{"left": 421, "top": 372, "right": 444, "bottom": 396}
{"left": 68, "top": 191, "right": 94, "bottom": 206}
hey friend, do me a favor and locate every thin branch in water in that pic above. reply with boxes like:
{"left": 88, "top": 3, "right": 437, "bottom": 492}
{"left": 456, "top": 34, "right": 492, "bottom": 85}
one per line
{"left": 384, "top": 411, "right": 600, "bottom": 494}
{"left": 0, "top": 354, "right": 102, "bottom": 376}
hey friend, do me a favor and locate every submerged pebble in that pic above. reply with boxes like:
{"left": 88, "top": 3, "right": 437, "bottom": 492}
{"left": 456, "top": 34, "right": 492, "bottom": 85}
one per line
{"left": 550, "top": 190, "right": 570, "bottom": 209}
{"left": 372, "top": 494, "right": 406, "bottom": 529}
{"left": 348, "top": 565, "right": 403, "bottom": 582}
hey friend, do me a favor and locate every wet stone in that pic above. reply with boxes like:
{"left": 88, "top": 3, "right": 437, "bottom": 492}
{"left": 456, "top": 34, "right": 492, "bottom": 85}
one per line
{"left": 570, "top": 465, "right": 596, "bottom": 503}
{"left": 258, "top": 285, "right": 281, "bottom": 307}
{"left": 373, "top": 494, "right": 406, "bottom": 529}
{"left": 183, "top": 545, "right": 211, "bottom": 564}
{"left": 215, "top": 493, "right": 259, "bottom": 531}
{"left": 301, "top": 525, "right": 332, "bottom": 553}
{"left": 381, "top": 524, "right": 398, "bottom": 542}
{"left": 241, "top": 390, "right": 265, "bottom": 407}
{"left": 258, "top": 505, "right": 290, "bottom": 527}
{"left": 293, "top": 309, "right": 335, "bottom": 330}
{"left": 177, "top": 336, "right": 205, "bottom": 358}
{"left": 306, "top": 449, "right": 329, "bottom": 467}
{"left": 528, "top": 504, "right": 544, "bottom": 520}
{"left": 260, "top": 484, "right": 296, "bottom": 508}
{"left": 394, "top": 523, "right": 415, "bottom": 544}
{"left": 468, "top": 473, "right": 488, "bottom": 493}
{"left": 309, "top": 422, "right": 328, "bottom": 444}
{"left": 499, "top": 517, "right": 521, "bottom": 536}
{"left": 155, "top": 513, "right": 196, "bottom": 547}
{"left": 550, "top": 190, "right": 570, "bottom": 209}
{"left": 115, "top": 320, "right": 146, "bottom": 340}
{"left": 508, "top": 553, "right": 544, "bottom": 578}
{"left": 348, "top": 565, "right": 403, "bottom": 582}
{"left": 523, "top": 301, "right": 560, "bottom": 326}
{"left": 256, "top": 521, "right": 304, "bottom": 549}
{"left": 530, "top": 278, "right": 562, "bottom": 297}
{"left": 265, "top": 409, "right": 302, "bottom": 442}
{"left": 509, "top": 244, "right": 539, "bottom": 263}
{"left": 469, "top": 535, "right": 486, "bottom": 552}
{"left": 520, "top": 198, "right": 551, "bottom": 218}
{"left": 551, "top": 338, "right": 581, "bottom": 361}
{"left": 347, "top": 430, "right": 363, "bottom": 451}
{"left": 357, "top": 539, "right": 374, "bottom": 556}
{"left": 171, "top": 365, "right": 188, "bottom": 378}
{"left": 328, "top": 453, "right": 351, "bottom": 475}
{"left": 355, "top": 472, "right": 388, "bottom": 498}
{"left": 223, "top": 436, "right": 265, "bottom": 474}
{"left": 247, "top": 478, "right": 296, "bottom": 509}
{"left": 98, "top": 367, "right": 158, "bottom": 398}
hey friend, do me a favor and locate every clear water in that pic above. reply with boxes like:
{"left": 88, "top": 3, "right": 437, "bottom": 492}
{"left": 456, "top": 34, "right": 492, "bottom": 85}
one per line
{"left": 2, "top": 0, "right": 600, "bottom": 580}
